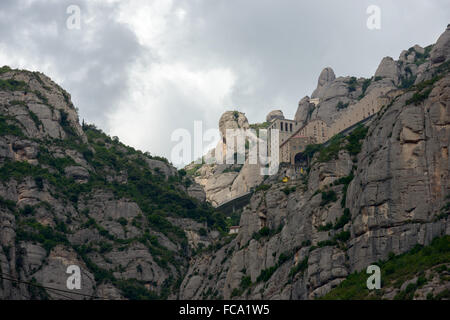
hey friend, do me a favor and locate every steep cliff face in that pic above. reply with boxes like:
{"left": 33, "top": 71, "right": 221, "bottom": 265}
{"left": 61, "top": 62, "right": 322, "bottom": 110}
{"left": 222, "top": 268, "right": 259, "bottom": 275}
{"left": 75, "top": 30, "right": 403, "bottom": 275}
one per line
{"left": 1, "top": 26, "right": 449, "bottom": 301}
{"left": 0, "top": 67, "right": 225, "bottom": 299}
{"left": 185, "top": 111, "right": 265, "bottom": 207}
{"left": 178, "top": 26, "right": 450, "bottom": 300}
{"left": 295, "top": 26, "right": 449, "bottom": 129}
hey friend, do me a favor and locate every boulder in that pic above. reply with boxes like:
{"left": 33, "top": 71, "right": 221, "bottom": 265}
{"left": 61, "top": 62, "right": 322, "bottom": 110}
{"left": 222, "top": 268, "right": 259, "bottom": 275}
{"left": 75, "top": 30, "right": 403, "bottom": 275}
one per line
{"left": 187, "top": 181, "right": 206, "bottom": 202}
{"left": 374, "top": 57, "right": 400, "bottom": 85}
{"left": 311, "top": 67, "right": 336, "bottom": 98}
{"left": 266, "top": 110, "right": 285, "bottom": 122}
{"left": 219, "top": 111, "right": 250, "bottom": 139}
{"left": 294, "top": 96, "right": 312, "bottom": 125}
{"left": 430, "top": 24, "right": 450, "bottom": 64}
{"left": 64, "top": 165, "right": 89, "bottom": 182}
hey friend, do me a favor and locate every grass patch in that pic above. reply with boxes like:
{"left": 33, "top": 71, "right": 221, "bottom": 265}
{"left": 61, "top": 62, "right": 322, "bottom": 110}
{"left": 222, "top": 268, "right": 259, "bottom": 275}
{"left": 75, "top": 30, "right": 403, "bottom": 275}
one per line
{"left": 0, "top": 79, "right": 28, "bottom": 91}
{"left": 321, "top": 235, "right": 450, "bottom": 299}
{"left": 0, "top": 115, "right": 24, "bottom": 137}
{"left": 320, "top": 190, "right": 337, "bottom": 207}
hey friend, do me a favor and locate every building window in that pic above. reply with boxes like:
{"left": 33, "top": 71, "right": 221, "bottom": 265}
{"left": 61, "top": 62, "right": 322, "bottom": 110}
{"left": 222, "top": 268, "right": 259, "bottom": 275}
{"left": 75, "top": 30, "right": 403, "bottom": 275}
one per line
{"left": 280, "top": 122, "right": 283, "bottom": 131}
{"left": 290, "top": 123, "right": 292, "bottom": 132}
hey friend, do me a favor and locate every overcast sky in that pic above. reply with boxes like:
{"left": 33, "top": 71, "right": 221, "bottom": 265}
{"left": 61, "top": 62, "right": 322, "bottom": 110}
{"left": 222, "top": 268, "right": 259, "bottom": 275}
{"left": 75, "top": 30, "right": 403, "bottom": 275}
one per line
{"left": 0, "top": 0, "right": 449, "bottom": 166}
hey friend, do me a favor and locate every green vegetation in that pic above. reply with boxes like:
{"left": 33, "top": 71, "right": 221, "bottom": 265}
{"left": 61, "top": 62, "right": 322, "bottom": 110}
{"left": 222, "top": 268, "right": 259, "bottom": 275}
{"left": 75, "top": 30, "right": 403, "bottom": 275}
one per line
{"left": 230, "top": 265, "right": 255, "bottom": 298}
{"left": 317, "top": 222, "right": 333, "bottom": 232}
{"left": 333, "top": 230, "right": 350, "bottom": 242}
{"left": 256, "top": 249, "right": 296, "bottom": 283}
{"left": 316, "top": 134, "right": 344, "bottom": 162}
{"left": 240, "top": 276, "right": 252, "bottom": 290}
{"left": 252, "top": 224, "right": 283, "bottom": 241}
{"left": 0, "top": 196, "right": 16, "bottom": 211}
{"left": 410, "top": 45, "right": 433, "bottom": 66}
{"left": 185, "top": 163, "right": 203, "bottom": 176}
{"left": 303, "top": 125, "right": 368, "bottom": 164}
{"left": 317, "top": 239, "right": 337, "bottom": 248}
{"left": 256, "top": 265, "right": 278, "bottom": 282}
{"left": 399, "top": 75, "right": 417, "bottom": 89}
{"left": 0, "top": 114, "right": 239, "bottom": 299}
{"left": 302, "top": 124, "right": 370, "bottom": 163}
{"left": 435, "top": 201, "right": 450, "bottom": 221}
{"left": 0, "top": 79, "right": 27, "bottom": 91}
{"left": 0, "top": 115, "right": 24, "bottom": 137}
{"left": 345, "top": 125, "right": 368, "bottom": 155}
{"left": 303, "top": 144, "right": 321, "bottom": 159}
{"left": 336, "top": 101, "right": 349, "bottom": 110}
{"left": 16, "top": 219, "right": 70, "bottom": 254}
{"left": 316, "top": 230, "right": 351, "bottom": 248}
{"left": 406, "top": 87, "right": 432, "bottom": 105}
{"left": 249, "top": 122, "right": 270, "bottom": 137}
{"left": 116, "top": 279, "right": 159, "bottom": 300}
{"left": 321, "top": 235, "right": 450, "bottom": 300}
{"left": 28, "top": 110, "right": 42, "bottom": 128}
{"left": 9, "top": 100, "right": 26, "bottom": 106}
{"left": 405, "top": 60, "right": 450, "bottom": 105}
{"left": 82, "top": 124, "right": 229, "bottom": 234}
{"left": 333, "top": 173, "right": 354, "bottom": 187}
{"left": 222, "top": 165, "right": 242, "bottom": 174}
{"left": 117, "top": 217, "right": 128, "bottom": 226}
{"left": 198, "top": 228, "right": 207, "bottom": 237}
{"left": 320, "top": 190, "right": 337, "bottom": 206}
{"left": 0, "top": 65, "right": 12, "bottom": 74}
{"left": 345, "top": 77, "right": 357, "bottom": 92}
{"left": 333, "top": 208, "right": 351, "bottom": 230}
{"left": 255, "top": 184, "right": 271, "bottom": 192}
{"left": 33, "top": 90, "right": 49, "bottom": 105}
{"left": 399, "top": 66, "right": 417, "bottom": 89}
{"left": 358, "top": 78, "right": 372, "bottom": 100}
{"left": 333, "top": 172, "right": 354, "bottom": 208}
{"left": 289, "top": 256, "right": 308, "bottom": 277}
{"left": 281, "top": 186, "right": 296, "bottom": 195}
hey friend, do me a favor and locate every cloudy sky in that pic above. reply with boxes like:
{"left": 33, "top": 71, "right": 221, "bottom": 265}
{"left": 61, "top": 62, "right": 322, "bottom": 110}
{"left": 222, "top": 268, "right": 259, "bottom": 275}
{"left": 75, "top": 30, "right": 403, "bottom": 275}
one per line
{"left": 0, "top": 0, "right": 448, "bottom": 166}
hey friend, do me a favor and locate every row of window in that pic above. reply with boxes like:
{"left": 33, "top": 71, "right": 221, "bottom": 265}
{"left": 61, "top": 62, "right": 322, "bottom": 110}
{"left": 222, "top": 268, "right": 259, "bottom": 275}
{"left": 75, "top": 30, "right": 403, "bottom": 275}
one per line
{"left": 279, "top": 121, "right": 293, "bottom": 132}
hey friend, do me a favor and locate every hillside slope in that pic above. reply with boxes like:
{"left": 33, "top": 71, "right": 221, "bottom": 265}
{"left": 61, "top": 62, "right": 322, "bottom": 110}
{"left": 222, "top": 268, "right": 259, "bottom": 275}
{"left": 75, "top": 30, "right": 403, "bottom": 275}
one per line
{"left": 178, "top": 25, "right": 450, "bottom": 300}
{"left": 0, "top": 67, "right": 228, "bottom": 299}
{"left": 0, "top": 25, "right": 449, "bottom": 301}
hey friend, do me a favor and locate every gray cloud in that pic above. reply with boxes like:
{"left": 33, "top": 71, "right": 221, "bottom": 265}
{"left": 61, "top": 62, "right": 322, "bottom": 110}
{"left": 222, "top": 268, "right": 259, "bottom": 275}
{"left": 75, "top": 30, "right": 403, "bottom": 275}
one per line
{"left": 0, "top": 0, "right": 143, "bottom": 128}
{"left": 0, "top": 0, "right": 449, "bottom": 164}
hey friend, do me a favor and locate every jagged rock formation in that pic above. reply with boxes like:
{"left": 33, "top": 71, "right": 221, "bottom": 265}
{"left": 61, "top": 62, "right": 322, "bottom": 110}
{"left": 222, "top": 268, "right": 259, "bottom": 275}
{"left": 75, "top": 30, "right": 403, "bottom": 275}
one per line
{"left": 311, "top": 67, "right": 336, "bottom": 99}
{"left": 0, "top": 67, "right": 223, "bottom": 299}
{"left": 266, "top": 110, "right": 285, "bottom": 122}
{"left": 178, "top": 26, "right": 450, "bottom": 300}
{"left": 219, "top": 111, "right": 250, "bottom": 139}
{"left": 294, "top": 96, "right": 313, "bottom": 126}
{"left": 185, "top": 111, "right": 264, "bottom": 207}
{"left": 431, "top": 24, "right": 450, "bottom": 64}
{"left": 0, "top": 25, "right": 449, "bottom": 301}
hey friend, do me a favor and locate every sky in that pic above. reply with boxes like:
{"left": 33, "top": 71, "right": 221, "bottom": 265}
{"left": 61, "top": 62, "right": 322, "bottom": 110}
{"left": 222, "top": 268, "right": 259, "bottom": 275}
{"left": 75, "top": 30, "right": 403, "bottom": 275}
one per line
{"left": 0, "top": 0, "right": 449, "bottom": 167}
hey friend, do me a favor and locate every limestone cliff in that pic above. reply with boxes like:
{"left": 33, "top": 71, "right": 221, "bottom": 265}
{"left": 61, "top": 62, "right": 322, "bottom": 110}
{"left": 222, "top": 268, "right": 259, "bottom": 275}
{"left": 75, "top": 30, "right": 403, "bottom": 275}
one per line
{"left": 178, "top": 26, "right": 450, "bottom": 300}
{"left": 0, "top": 25, "right": 449, "bottom": 301}
{"left": 185, "top": 111, "right": 264, "bottom": 207}
{"left": 0, "top": 67, "right": 223, "bottom": 299}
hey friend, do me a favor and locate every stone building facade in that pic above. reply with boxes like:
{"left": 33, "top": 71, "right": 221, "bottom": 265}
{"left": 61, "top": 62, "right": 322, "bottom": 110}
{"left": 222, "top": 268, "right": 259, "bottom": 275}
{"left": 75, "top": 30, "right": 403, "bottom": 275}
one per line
{"left": 270, "top": 85, "right": 398, "bottom": 164}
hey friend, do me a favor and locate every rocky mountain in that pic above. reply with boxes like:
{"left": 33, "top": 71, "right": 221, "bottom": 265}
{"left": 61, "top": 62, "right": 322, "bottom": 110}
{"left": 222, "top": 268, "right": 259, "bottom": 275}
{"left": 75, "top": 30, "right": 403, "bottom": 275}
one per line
{"left": 184, "top": 110, "right": 265, "bottom": 207}
{"left": 178, "top": 25, "right": 450, "bottom": 300}
{"left": 0, "top": 25, "right": 449, "bottom": 300}
{"left": 0, "top": 67, "right": 229, "bottom": 299}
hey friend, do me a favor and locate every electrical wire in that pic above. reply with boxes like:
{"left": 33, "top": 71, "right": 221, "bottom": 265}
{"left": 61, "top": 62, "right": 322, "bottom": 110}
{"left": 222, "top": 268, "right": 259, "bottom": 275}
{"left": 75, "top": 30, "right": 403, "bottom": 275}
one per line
{"left": 0, "top": 272, "right": 106, "bottom": 300}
